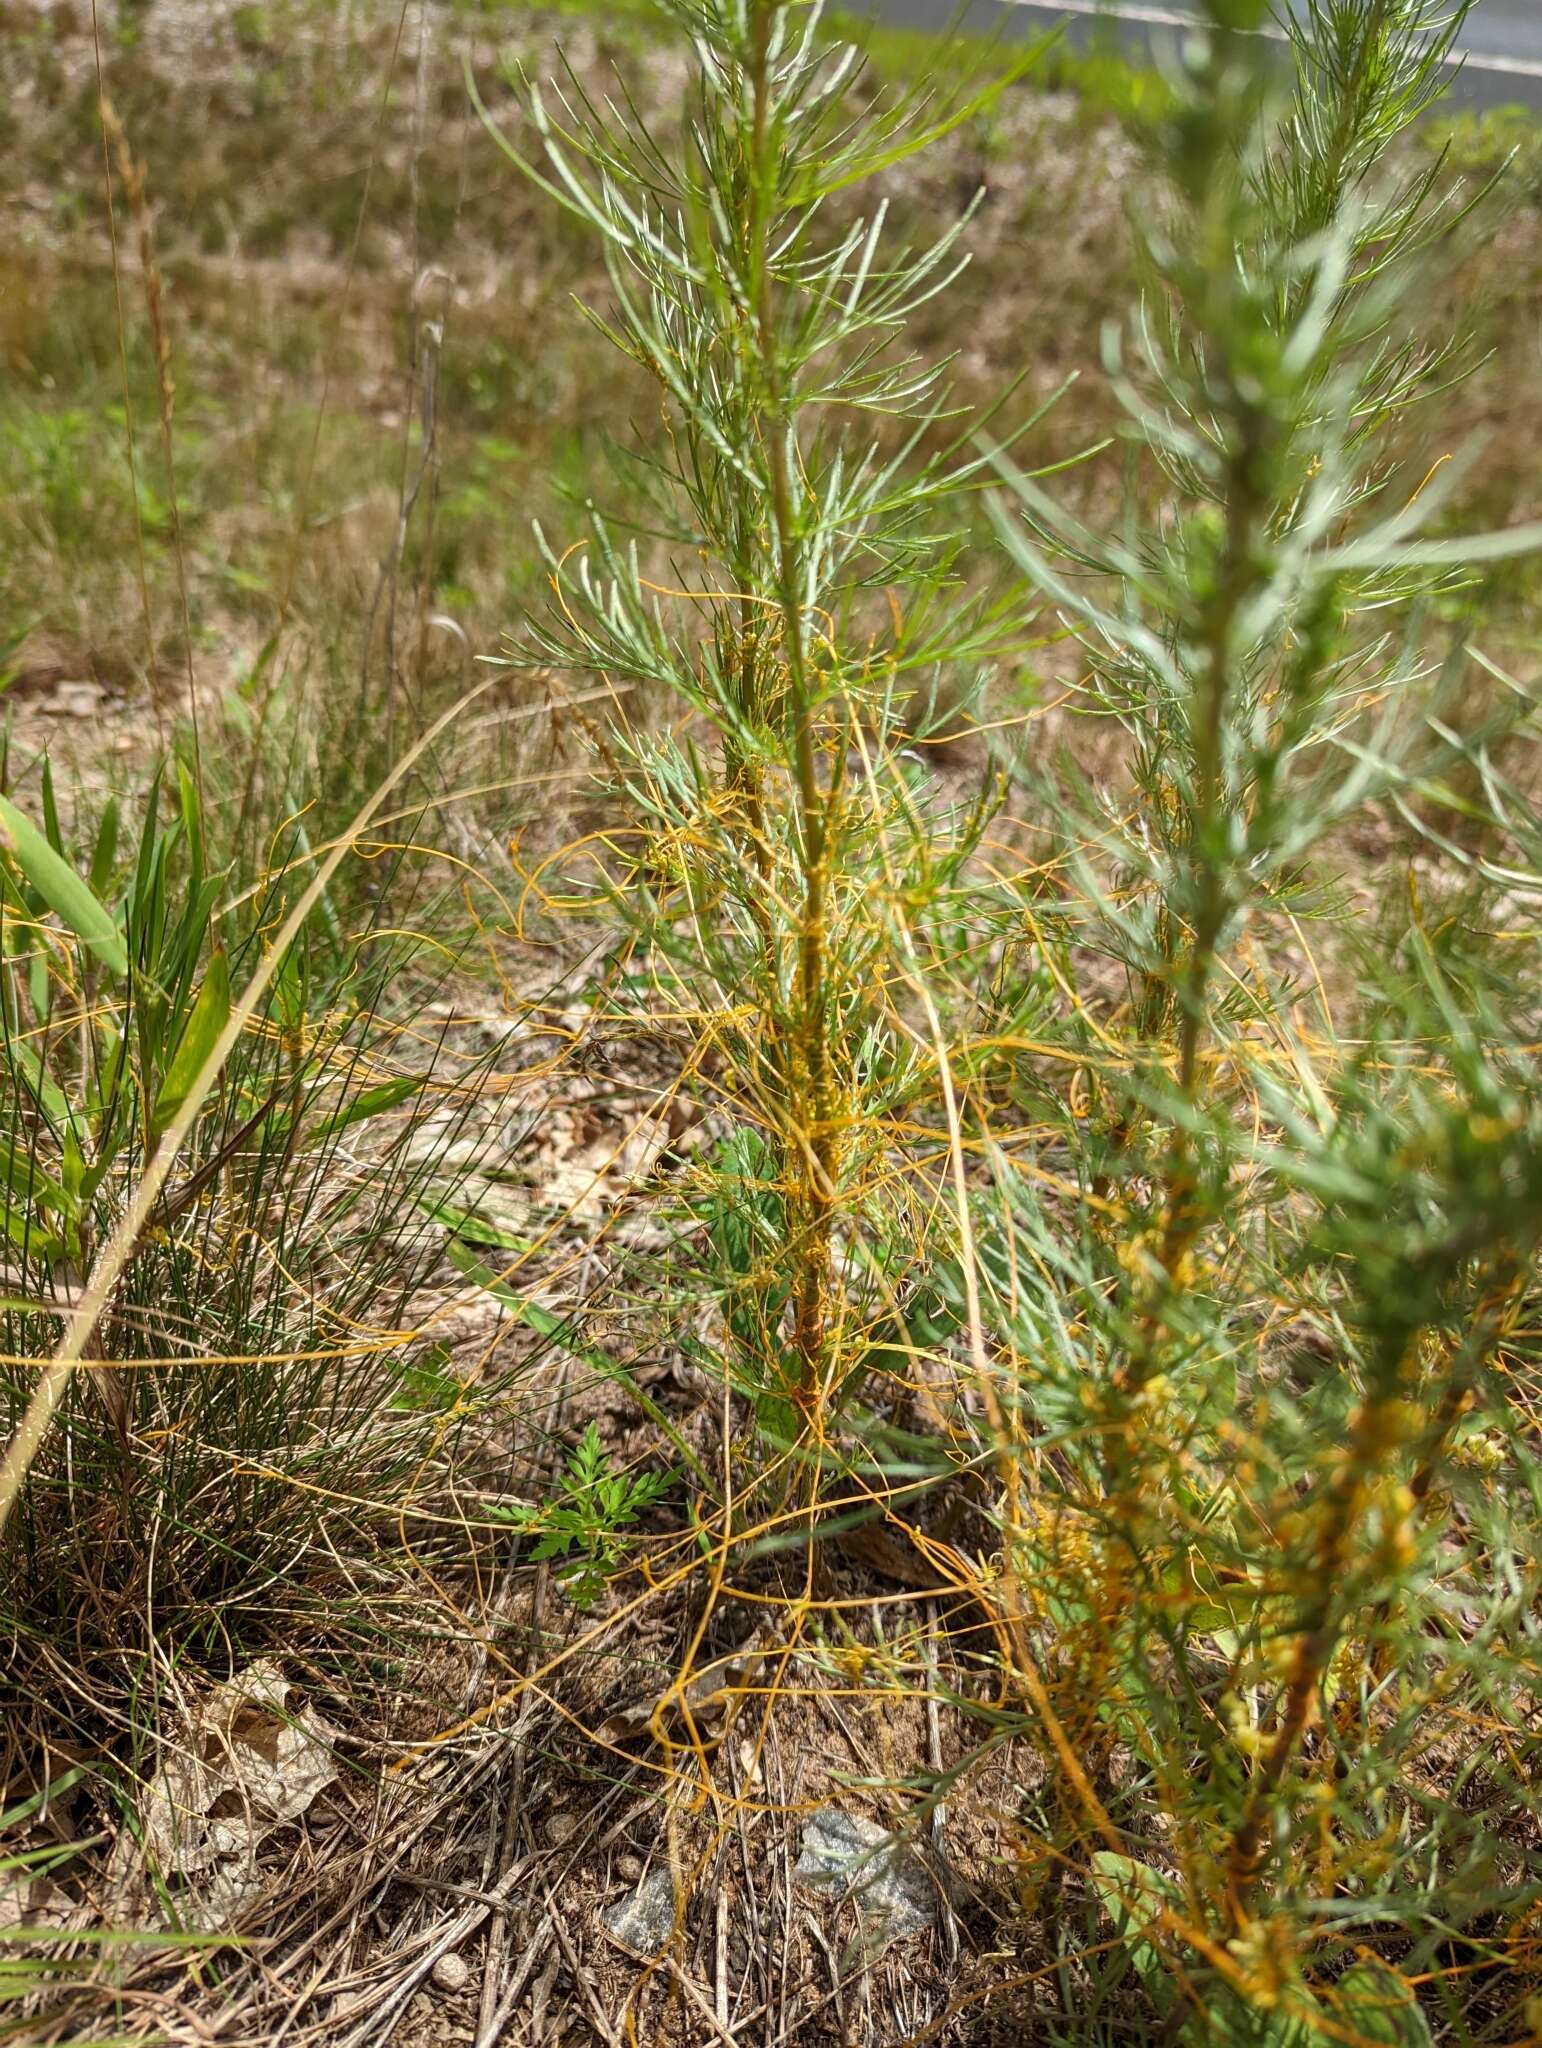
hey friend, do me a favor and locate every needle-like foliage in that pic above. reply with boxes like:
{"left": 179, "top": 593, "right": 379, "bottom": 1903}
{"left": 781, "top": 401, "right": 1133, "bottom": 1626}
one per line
{"left": 485, "top": 0, "right": 1049, "bottom": 1441}
{"left": 973, "top": 2, "right": 1542, "bottom": 2036}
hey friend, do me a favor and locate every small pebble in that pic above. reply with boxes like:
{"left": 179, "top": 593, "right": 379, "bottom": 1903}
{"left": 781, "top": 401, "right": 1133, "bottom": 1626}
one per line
{"left": 546, "top": 1810, "right": 581, "bottom": 1846}
{"left": 431, "top": 1951, "right": 469, "bottom": 1994}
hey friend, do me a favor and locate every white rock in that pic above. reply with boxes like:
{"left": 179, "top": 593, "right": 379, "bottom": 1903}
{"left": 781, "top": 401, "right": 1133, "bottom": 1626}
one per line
{"left": 431, "top": 1951, "right": 470, "bottom": 1994}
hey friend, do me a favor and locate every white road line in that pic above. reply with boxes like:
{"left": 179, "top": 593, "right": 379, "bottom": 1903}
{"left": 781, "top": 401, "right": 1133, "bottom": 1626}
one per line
{"left": 996, "top": 0, "right": 1542, "bottom": 82}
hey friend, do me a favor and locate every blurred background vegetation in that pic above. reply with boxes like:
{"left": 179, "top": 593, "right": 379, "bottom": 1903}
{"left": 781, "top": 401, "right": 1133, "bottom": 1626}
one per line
{"left": 3, "top": 0, "right": 1537, "bottom": 801}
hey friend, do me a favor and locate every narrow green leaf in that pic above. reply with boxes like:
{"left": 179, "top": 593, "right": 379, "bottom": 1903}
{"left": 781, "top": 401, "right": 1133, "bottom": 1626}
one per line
{"left": 0, "top": 1138, "right": 69, "bottom": 1216}
{"left": 442, "top": 1234, "right": 713, "bottom": 1491}
{"left": 27, "top": 947, "right": 49, "bottom": 1029}
{"left": 0, "top": 621, "right": 37, "bottom": 690}
{"left": 153, "top": 946, "right": 230, "bottom": 1129}
{"left": 423, "top": 1196, "right": 537, "bottom": 1253}
{"left": 89, "top": 798, "right": 120, "bottom": 900}
{"left": 40, "top": 761, "right": 62, "bottom": 858}
{"left": 0, "top": 1767, "right": 89, "bottom": 1833}
{"left": 61, "top": 1127, "right": 86, "bottom": 1205}
{"left": 311, "top": 1074, "right": 424, "bottom": 1141}
{"left": 177, "top": 757, "right": 205, "bottom": 886}
{"left": 0, "top": 1201, "right": 61, "bottom": 1263}
{"left": 236, "top": 630, "right": 281, "bottom": 704}
{"left": 131, "top": 768, "right": 164, "bottom": 923}
{"left": 268, "top": 1074, "right": 426, "bottom": 1151}
{"left": 825, "top": 26, "right": 1064, "bottom": 196}
{"left": 390, "top": 1344, "right": 463, "bottom": 1413}
{"left": 0, "top": 793, "right": 128, "bottom": 976}
{"left": 1088, "top": 1852, "right": 1183, "bottom": 2006}
{"left": 8, "top": 1038, "right": 71, "bottom": 1130}
{"left": 273, "top": 942, "right": 304, "bottom": 1032}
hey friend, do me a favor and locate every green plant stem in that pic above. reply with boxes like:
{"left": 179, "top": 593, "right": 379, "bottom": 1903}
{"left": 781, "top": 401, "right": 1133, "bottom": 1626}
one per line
{"left": 1223, "top": 1255, "right": 1520, "bottom": 1922}
{"left": 746, "top": 0, "right": 838, "bottom": 1391}
{"left": 1109, "top": 427, "right": 1265, "bottom": 1493}
{"left": 1163, "top": 429, "right": 1262, "bottom": 1212}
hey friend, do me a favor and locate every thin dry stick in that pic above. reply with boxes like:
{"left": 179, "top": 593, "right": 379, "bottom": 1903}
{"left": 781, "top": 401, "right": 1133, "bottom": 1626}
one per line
{"left": 0, "top": 672, "right": 500, "bottom": 1538}
{"left": 88, "top": 8, "right": 160, "bottom": 744}
{"left": 98, "top": 101, "right": 204, "bottom": 800}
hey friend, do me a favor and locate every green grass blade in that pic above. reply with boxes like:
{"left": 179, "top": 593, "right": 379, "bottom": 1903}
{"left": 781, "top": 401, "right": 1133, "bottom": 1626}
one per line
{"left": 0, "top": 793, "right": 128, "bottom": 976}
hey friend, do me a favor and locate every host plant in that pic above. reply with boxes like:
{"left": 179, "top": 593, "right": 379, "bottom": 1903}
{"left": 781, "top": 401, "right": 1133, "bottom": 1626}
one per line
{"left": 481, "top": 0, "right": 1057, "bottom": 1455}
{"left": 972, "top": 0, "right": 1542, "bottom": 2037}
{"left": 499, "top": 0, "right": 1542, "bottom": 2036}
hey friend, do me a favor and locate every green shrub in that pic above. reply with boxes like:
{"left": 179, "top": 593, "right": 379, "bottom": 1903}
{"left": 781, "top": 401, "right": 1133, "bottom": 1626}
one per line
{"left": 503, "top": 0, "right": 1542, "bottom": 2034}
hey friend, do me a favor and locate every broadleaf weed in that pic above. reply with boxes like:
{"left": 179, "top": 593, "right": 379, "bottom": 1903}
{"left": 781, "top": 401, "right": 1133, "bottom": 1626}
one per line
{"left": 492, "top": 1420, "right": 673, "bottom": 1611}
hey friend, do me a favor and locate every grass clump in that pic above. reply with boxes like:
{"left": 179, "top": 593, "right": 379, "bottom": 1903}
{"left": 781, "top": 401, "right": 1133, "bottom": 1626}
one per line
{"left": 0, "top": 751, "right": 503, "bottom": 1734}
